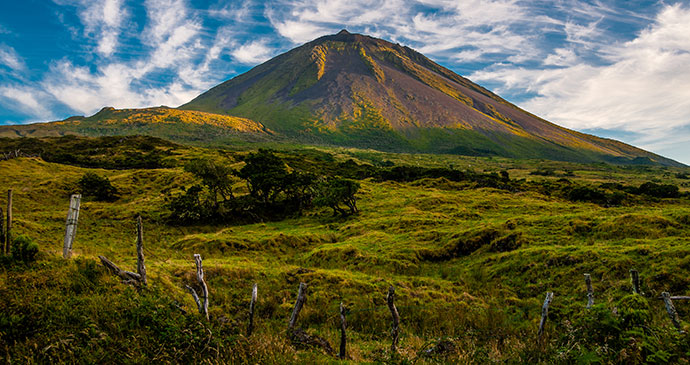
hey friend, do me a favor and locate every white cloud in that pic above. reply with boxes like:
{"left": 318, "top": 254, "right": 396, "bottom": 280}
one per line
{"left": 472, "top": 4, "right": 690, "bottom": 159}
{"left": 543, "top": 48, "right": 578, "bottom": 67}
{"left": 33, "top": 0, "right": 212, "bottom": 116}
{"left": 231, "top": 40, "right": 274, "bottom": 64}
{"left": 262, "top": 0, "right": 573, "bottom": 69}
{"left": 73, "top": 0, "right": 128, "bottom": 56}
{"left": 0, "top": 86, "right": 54, "bottom": 119}
{"left": 0, "top": 45, "right": 25, "bottom": 71}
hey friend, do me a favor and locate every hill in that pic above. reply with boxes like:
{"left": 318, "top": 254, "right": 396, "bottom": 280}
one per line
{"left": 181, "top": 30, "right": 681, "bottom": 166}
{"left": 0, "top": 107, "right": 272, "bottom": 144}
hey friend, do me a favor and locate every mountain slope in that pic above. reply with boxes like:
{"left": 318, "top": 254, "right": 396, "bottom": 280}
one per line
{"left": 0, "top": 107, "right": 272, "bottom": 143}
{"left": 181, "top": 30, "right": 680, "bottom": 166}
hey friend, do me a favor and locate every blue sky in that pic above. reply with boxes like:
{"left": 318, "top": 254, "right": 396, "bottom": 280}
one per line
{"left": 1, "top": 0, "right": 689, "bottom": 164}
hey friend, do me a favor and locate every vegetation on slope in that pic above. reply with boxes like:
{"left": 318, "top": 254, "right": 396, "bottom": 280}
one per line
{"left": 1, "top": 136, "right": 690, "bottom": 363}
{"left": 0, "top": 107, "right": 271, "bottom": 145}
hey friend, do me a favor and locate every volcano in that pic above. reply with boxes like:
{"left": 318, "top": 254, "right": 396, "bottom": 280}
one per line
{"left": 180, "top": 30, "right": 678, "bottom": 165}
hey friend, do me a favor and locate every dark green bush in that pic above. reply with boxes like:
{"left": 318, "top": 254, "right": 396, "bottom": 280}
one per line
{"left": 637, "top": 182, "right": 680, "bottom": 198}
{"left": 565, "top": 185, "right": 624, "bottom": 206}
{"left": 77, "top": 172, "right": 119, "bottom": 201}
{"left": 10, "top": 235, "right": 39, "bottom": 262}
{"left": 529, "top": 168, "right": 556, "bottom": 176}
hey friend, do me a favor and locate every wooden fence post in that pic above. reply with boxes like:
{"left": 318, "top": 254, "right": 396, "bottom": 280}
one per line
{"left": 387, "top": 285, "right": 400, "bottom": 353}
{"left": 6, "top": 189, "right": 12, "bottom": 253}
{"left": 248, "top": 283, "right": 258, "bottom": 336}
{"left": 62, "top": 194, "right": 81, "bottom": 258}
{"left": 630, "top": 269, "right": 641, "bottom": 294}
{"left": 98, "top": 255, "right": 142, "bottom": 283}
{"left": 339, "top": 302, "right": 347, "bottom": 359}
{"left": 288, "top": 282, "right": 307, "bottom": 331}
{"left": 0, "top": 207, "right": 5, "bottom": 254}
{"left": 661, "top": 292, "right": 684, "bottom": 333}
{"left": 187, "top": 254, "right": 209, "bottom": 321}
{"left": 584, "top": 274, "right": 594, "bottom": 309}
{"left": 538, "top": 292, "right": 554, "bottom": 338}
{"left": 135, "top": 216, "right": 147, "bottom": 286}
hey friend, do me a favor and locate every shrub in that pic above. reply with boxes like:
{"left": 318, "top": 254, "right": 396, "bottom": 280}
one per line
{"left": 11, "top": 235, "right": 39, "bottom": 262}
{"left": 566, "top": 185, "right": 624, "bottom": 206}
{"left": 77, "top": 172, "right": 118, "bottom": 201}
{"left": 637, "top": 182, "right": 680, "bottom": 198}
{"left": 530, "top": 168, "right": 556, "bottom": 176}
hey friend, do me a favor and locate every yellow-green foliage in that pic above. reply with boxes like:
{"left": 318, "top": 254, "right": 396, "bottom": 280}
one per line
{"left": 340, "top": 94, "right": 393, "bottom": 132}
{"left": 1, "top": 144, "right": 690, "bottom": 363}
{"left": 310, "top": 45, "right": 328, "bottom": 81}
{"left": 485, "top": 103, "right": 514, "bottom": 126}
{"left": 100, "top": 107, "right": 264, "bottom": 131}
{"left": 358, "top": 46, "right": 385, "bottom": 83}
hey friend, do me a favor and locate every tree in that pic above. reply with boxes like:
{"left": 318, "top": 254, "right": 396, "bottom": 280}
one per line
{"left": 78, "top": 173, "right": 118, "bottom": 201}
{"left": 283, "top": 171, "right": 317, "bottom": 214}
{"left": 314, "top": 178, "right": 360, "bottom": 216}
{"left": 184, "top": 158, "right": 234, "bottom": 204}
{"left": 236, "top": 150, "right": 289, "bottom": 204}
{"left": 167, "top": 185, "right": 207, "bottom": 224}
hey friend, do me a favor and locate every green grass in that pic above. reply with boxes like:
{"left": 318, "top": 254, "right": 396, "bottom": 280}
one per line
{"left": 1, "top": 139, "right": 690, "bottom": 363}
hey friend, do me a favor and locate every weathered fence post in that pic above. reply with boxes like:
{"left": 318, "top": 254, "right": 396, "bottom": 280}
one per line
{"left": 135, "top": 216, "right": 147, "bottom": 286}
{"left": 6, "top": 189, "right": 12, "bottom": 253}
{"left": 630, "top": 269, "right": 641, "bottom": 294}
{"left": 387, "top": 285, "right": 400, "bottom": 353}
{"left": 538, "top": 292, "right": 554, "bottom": 338}
{"left": 186, "top": 254, "right": 209, "bottom": 320}
{"left": 62, "top": 194, "right": 81, "bottom": 258}
{"left": 584, "top": 274, "right": 594, "bottom": 309}
{"left": 0, "top": 207, "right": 5, "bottom": 254}
{"left": 185, "top": 284, "right": 203, "bottom": 313}
{"left": 339, "top": 301, "right": 347, "bottom": 359}
{"left": 247, "top": 283, "right": 258, "bottom": 336}
{"left": 288, "top": 282, "right": 307, "bottom": 331}
{"left": 98, "top": 255, "right": 141, "bottom": 283}
{"left": 661, "top": 292, "right": 684, "bottom": 333}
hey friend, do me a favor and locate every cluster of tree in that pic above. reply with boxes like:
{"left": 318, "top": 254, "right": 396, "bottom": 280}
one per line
{"left": 167, "top": 149, "right": 360, "bottom": 225}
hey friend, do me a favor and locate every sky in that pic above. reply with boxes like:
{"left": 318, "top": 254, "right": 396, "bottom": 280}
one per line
{"left": 0, "top": 0, "right": 689, "bottom": 164}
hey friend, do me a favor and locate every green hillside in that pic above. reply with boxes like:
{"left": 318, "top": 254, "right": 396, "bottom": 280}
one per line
{"left": 2, "top": 136, "right": 690, "bottom": 363}
{"left": 0, "top": 107, "right": 272, "bottom": 145}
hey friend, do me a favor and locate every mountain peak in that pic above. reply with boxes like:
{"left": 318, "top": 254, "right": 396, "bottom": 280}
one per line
{"left": 178, "top": 32, "right": 681, "bottom": 166}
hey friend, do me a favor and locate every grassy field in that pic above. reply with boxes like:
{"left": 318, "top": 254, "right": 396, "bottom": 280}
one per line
{"left": 1, "top": 137, "right": 690, "bottom": 363}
